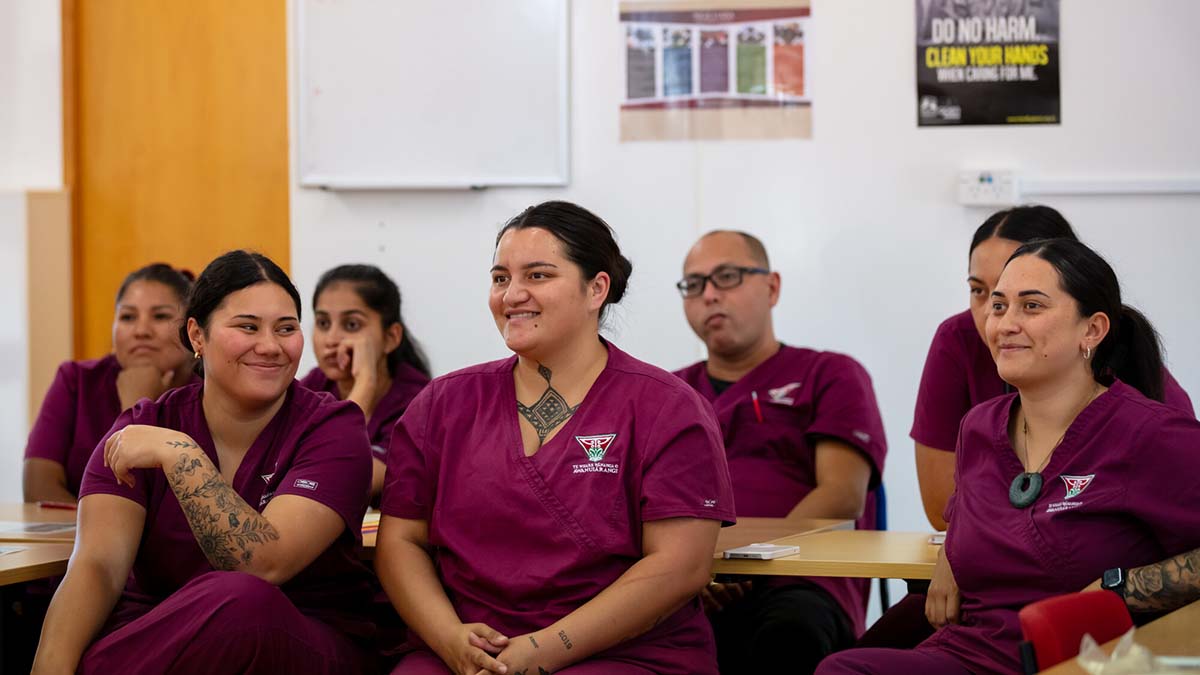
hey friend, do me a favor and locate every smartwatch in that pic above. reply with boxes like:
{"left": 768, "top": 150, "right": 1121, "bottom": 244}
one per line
{"left": 1101, "top": 567, "right": 1127, "bottom": 598}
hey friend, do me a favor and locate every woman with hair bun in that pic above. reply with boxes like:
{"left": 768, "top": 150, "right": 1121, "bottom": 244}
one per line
{"left": 377, "top": 201, "right": 736, "bottom": 675}
{"left": 24, "top": 263, "right": 196, "bottom": 503}
{"left": 33, "top": 251, "right": 376, "bottom": 674}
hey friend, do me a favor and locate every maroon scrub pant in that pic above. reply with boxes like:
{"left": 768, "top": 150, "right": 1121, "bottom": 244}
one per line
{"left": 394, "top": 649, "right": 658, "bottom": 674}
{"left": 814, "top": 647, "right": 970, "bottom": 675}
{"left": 79, "top": 571, "right": 372, "bottom": 675}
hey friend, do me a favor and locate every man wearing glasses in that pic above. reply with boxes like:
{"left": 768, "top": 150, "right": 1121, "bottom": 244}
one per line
{"left": 673, "top": 230, "right": 888, "bottom": 675}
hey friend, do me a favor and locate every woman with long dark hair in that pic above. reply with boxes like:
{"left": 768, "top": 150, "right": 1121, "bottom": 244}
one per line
{"left": 301, "top": 264, "right": 430, "bottom": 498}
{"left": 819, "top": 239, "right": 1200, "bottom": 674}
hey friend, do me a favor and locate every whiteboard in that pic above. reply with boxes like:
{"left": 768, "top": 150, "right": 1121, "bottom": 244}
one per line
{"left": 296, "top": 0, "right": 570, "bottom": 189}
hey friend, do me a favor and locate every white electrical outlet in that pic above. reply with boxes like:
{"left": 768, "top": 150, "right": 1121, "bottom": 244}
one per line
{"left": 958, "top": 169, "right": 1020, "bottom": 206}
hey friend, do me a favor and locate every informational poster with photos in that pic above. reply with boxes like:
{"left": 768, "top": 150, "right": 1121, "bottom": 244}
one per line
{"left": 620, "top": 2, "right": 812, "bottom": 141}
{"left": 916, "top": 0, "right": 1060, "bottom": 126}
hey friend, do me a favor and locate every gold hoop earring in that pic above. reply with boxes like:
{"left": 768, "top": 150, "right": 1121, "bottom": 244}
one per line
{"left": 194, "top": 351, "right": 201, "bottom": 360}
{"left": 1083, "top": 346, "right": 1092, "bottom": 360}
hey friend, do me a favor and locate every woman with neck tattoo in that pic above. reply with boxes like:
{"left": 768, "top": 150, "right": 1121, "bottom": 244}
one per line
{"left": 817, "top": 239, "right": 1200, "bottom": 675}
{"left": 32, "top": 251, "right": 376, "bottom": 674}
{"left": 377, "top": 201, "right": 736, "bottom": 675}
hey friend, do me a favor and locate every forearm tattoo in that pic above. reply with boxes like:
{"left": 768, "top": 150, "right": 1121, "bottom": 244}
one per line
{"left": 1124, "top": 547, "right": 1200, "bottom": 613}
{"left": 165, "top": 450, "right": 280, "bottom": 570}
{"left": 517, "top": 365, "right": 578, "bottom": 447}
{"left": 557, "top": 629, "right": 573, "bottom": 651}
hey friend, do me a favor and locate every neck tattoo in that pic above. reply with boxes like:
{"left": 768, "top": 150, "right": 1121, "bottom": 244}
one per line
{"left": 517, "top": 364, "right": 579, "bottom": 448}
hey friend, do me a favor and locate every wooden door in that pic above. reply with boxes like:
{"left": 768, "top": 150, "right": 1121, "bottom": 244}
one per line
{"left": 67, "top": 0, "right": 290, "bottom": 358}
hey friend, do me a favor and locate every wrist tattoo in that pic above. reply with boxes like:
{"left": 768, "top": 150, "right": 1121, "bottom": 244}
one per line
{"left": 557, "top": 629, "right": 573, "bottom": 651}
{"left": 512, "top": 670, "right": 552, "bottom": 675}
{"left": 166, "top": 440, "right": 200, "bottom": 449}
{"left": 528, "top": 635, "right": 539, "bottom": 649}
{"left": 517, "top": 365, "right": 578, "bottom": 447}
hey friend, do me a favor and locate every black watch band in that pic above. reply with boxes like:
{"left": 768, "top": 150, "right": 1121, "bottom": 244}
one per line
{"left": 1101, "top": 567, "right": 1127, "bottom": 597}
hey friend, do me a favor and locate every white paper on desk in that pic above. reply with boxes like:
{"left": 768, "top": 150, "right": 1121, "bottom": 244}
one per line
{"left": 0, "top": 521, "right": 76, "bottom": 535}
{"left": 0, "top": 545, "right": 28, "bottom": 556}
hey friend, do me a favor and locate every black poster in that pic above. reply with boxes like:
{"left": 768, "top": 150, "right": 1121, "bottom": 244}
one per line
{"left": 916, "top": 0, "right": 1060, "bottom": 126}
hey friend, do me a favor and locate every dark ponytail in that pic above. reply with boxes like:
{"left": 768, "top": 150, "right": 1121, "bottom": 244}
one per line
{"left": 313, "top": 264, "right": 430, "bottom": 378}
{"left": 970, "top": 205, "right": 1077, "bottom": 257}
{"left": 1008, "top": 238, "right": 1165, "bottom": 401}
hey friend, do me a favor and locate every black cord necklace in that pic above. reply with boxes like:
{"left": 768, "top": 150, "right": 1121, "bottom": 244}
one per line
{"left": 1008, "top": 384, "right": 1101, "bottom": 509}
{"left": 1008, "top": 419, "right": 1061, "bottom": 508}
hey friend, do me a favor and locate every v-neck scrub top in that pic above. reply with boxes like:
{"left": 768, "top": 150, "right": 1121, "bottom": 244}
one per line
{"left": 924, "top": 380, "right": 1200, "bottom": 674}
{"left": 78, "top": 381, "right": 376, "bottom": 640}
{"left": 675, "top": 345, "right": 888, "bottom": 635}
{"left": 382, "top": 341, "right": 736, "bottom": 674}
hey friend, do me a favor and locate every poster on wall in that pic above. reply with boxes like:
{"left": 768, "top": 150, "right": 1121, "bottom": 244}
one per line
{"left": 620, "top": 2, "right": 812, "bottom": 141}
{"left": 916, "top": 0, "right": 1060, "bottom": 126}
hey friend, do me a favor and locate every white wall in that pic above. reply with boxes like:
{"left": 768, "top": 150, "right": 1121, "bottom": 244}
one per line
{"left": 0, "top": 0, "right": 62, "bottom": 190}
{"left": 0, "top": 1, "right": 62, "bottom": 502}
{"left": 0, "top": 193, "right": 29, "bottom": 503}
{"left": 290, "top": 0, "right": 1200, "bottom": 610}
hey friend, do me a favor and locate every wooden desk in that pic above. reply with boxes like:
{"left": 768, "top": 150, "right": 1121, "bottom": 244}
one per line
{"left": 712, "top": 517, "right": 852, "bottom": 560}
{"left": 1038, "top": 600, "right": 1200, "bottom": 674}
{"left": 0, "top": 543, "right": 74, "bottom": 586}
{"left": 0, "top": 503, "right": 77, "bottom": 543}
{"left": 712, "top": 531, "right": 940, "bottom": 579}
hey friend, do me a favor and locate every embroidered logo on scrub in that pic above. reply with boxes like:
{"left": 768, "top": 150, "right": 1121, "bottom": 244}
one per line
{"left": 1045, "top": 474, "right": 1095, "bottom": 514}
{"left": 768, "top": 382, "right": 801, "bottom": 405}
{"left": 572, "top": 434, "right": 619, "bottom": 475}
{"left": 1060, "top": 474, "right": 1095, "bottom": 499}
{"left": 293, "top": 478, "right": 319, "bottom": 491}
{"left": 260, "top": 473, "right": 275, "bottom": 484}
{"left": 576, "top": 434, "right": 616, "bottom": 462}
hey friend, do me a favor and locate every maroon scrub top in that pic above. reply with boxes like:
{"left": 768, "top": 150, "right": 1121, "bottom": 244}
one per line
{"left": 911, "top": 310, "right": 1194, "bottom": 453}
{"left": 675, "top": 345, "right": 888, "bottom": 635}
{"left": 382, "top": 341, "right": 736, "bottom": 675}
{"left": 25, "top": 355, "right": 123, "bottom": 496}
{"left": 923, "top": 380, "right": 1200, "bottom": 674}
{"left": 299, "top": 361, "right": 430, "bottom": 458}
{"left": 79, "top": 381, "right": 376, "bottom": 639}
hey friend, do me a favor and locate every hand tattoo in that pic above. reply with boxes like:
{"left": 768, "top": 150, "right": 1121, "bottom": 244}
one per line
{"left": 529, "top": 635, "right": 539, "bottom": 648}
{"left": 517, "top": 365, "right": 578, "bottom": 447}
{"left": 166, "top": 451, "right": 280, "bottom": 570}
{"left": 1124, "top": 547, "right": 1200, "bottom": 613}
{"left": 512, "top": 670, "right": 552, "bottom": 675}
{"left": 166, "top": 440, "right": 200, "bottom": 448}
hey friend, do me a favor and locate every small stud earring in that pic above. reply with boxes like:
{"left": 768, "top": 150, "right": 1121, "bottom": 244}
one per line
{"left": 194, "top": 351, "right": 201, "bottom": 360}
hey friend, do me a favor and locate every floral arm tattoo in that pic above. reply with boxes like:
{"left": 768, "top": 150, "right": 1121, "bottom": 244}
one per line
{"left": 164, "top": 446, "right": 280, "bottom": 570}
{"left": 1123, "top": 547, "right": 1200, "bottom": 613}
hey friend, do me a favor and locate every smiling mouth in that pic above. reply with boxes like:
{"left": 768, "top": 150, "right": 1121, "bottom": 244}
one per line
{"left": 507, "top": 312, "right": 540, "bottom": 320}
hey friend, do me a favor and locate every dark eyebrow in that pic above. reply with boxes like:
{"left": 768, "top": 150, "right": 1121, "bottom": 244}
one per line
{"left": 232, "top": 314, "right": 260, "bottom": 320}
{"left": 490, "top": 264, "right": 508, "bottom": 273}
{"left": 339, "top": 309, "right": 367, "bottom": 317}
{"left": 1017, "top": 290, "right": 1050, "bottom": 298}
{"left": 967, "top": 276, "right": 985, "bottom": 285}
{"left": 522, "top": 261, "right": 558, "bottom": 270}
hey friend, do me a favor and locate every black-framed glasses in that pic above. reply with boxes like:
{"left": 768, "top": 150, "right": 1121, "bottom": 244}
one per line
{"left": 676, "top": 265, "right": 770, "bottom": 298}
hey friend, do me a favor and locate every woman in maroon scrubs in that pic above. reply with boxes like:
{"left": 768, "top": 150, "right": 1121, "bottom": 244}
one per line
{"left": 32, "top": 251, "right": 376, "bottom": 674}
{"left": 24, "top": 263, "right": 195, "bottom": 502}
